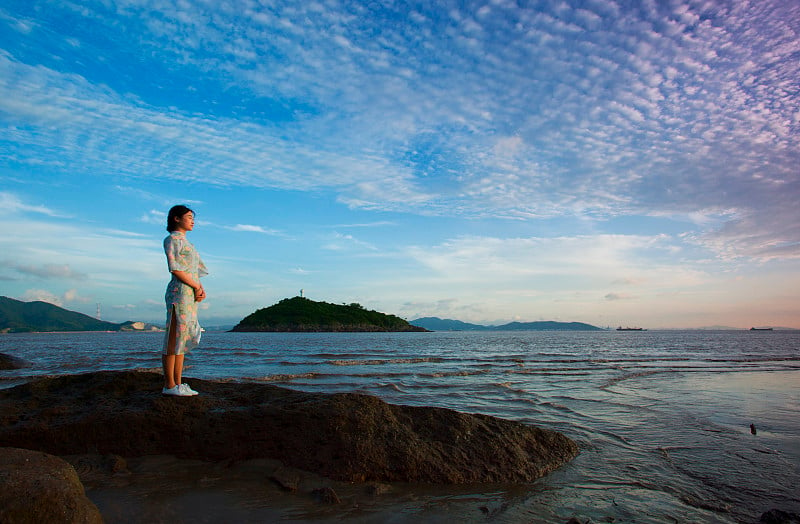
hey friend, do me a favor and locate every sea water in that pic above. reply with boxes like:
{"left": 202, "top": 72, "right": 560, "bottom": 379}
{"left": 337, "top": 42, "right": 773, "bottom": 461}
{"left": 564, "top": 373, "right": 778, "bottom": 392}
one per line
{"left": 1, "top": 329, "right": 798, "bottom": 523}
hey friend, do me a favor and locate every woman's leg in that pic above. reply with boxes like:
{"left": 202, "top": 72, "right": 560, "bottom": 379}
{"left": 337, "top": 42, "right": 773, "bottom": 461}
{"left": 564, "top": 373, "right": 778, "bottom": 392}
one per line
{"left": 174, "top": 354, "right": 184, "bottom": 386}
{"left": 162, "top": 306, "right": 178, "bottom": 389}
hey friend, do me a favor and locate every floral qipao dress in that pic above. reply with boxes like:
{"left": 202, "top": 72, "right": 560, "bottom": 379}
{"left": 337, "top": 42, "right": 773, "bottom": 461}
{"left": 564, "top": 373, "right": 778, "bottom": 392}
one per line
{"left": 163, "top": 231, "right": 208, "bottom": 355}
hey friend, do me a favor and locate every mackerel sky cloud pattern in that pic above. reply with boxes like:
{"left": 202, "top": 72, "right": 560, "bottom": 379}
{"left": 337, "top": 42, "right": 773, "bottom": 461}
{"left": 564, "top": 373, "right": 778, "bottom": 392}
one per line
{"left": 0, "top": 0, "right": 798, "bottom": 327}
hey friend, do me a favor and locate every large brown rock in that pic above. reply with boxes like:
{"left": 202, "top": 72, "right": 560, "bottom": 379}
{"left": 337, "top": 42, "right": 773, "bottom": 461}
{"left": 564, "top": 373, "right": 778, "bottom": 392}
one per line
{"left": 0, "top": 371, "right": 578, "bottom": 483}
{"left": 0, "top": 352, "right": 29, "bottom": 370}
{"left": 0, "top": 447, "right": 103, "bottom": 524}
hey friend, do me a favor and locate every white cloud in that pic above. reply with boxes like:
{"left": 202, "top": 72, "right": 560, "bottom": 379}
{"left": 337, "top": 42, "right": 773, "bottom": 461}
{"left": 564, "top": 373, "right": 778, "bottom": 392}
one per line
{"left": 404, "top": 234, "right": 709, "bottom": 301}
{"left": 225, "top": 224, "right": 281, "bottom": 235}
{"left": 687, "top": 208, "right": 800, "bottom": 262}
{"left": 0, "top": 52, "right": 430, "bottom": 209}
{"left": 63, "top": 288, "right": 91, "bottom": 304}
{"left": 141, "top": 210, "right": 166, "bottom": 225}
{"left": 111, "top": 303, "right": 137, "bottom": 310}
{"left": 115, "top": 186, "right": 172, "bottom": 205}
{"left": 322, "top": 232, "right": 379, "bottom": 252}
{"left": 21, "top": 289, "right": 63, "bottom": 306}
{"left": 604, "top": 292, "right": 635, "bottom": 301}
{"left": 0, "top": 0, "right": 799, "bottom": 329}
{"left": 2, "top": 1, "right": 798, "bottom": 247}
{"left": 0, "top": 191, "right": 60, "bottom": 216}
{"left": 0, "top": 260, "right": 87, "bottom": 280}
{"left": 0, "top": 212, "right": 164, "bottom": 291}
{"left": 328, "top": 221, "right": 397, "bottom": 228}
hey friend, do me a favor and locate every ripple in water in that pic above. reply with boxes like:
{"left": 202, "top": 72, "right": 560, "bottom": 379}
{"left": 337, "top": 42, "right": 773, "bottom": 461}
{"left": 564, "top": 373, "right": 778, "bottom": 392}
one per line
{"left": 1, "top": 330, "right": 798, "bottom": 522}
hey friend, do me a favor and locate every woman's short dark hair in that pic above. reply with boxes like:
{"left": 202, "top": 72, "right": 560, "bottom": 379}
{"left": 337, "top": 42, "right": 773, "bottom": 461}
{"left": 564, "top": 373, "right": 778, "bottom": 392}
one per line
{"left": 166, "top": 205, "right": 194, "bottom": 232}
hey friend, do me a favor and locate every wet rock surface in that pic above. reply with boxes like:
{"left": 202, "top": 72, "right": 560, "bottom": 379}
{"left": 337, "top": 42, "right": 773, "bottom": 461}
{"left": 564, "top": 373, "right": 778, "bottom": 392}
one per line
{"left": 761, "top": 509, "right": 800, "bottom": 524}
{"left": 0, "top": 352, "right": 29, "bottom": 370}
{"left": 0, "top": 370, "right": 578, "bottom": 483}
{"left": 0, "top": 447, "right": 104, "bottom": 524}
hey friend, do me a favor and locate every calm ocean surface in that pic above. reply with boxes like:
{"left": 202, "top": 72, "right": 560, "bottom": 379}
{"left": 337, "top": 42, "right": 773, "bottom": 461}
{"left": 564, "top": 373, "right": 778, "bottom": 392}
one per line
{"left": 1, "top": 330, "right": 798, "bottom": 523}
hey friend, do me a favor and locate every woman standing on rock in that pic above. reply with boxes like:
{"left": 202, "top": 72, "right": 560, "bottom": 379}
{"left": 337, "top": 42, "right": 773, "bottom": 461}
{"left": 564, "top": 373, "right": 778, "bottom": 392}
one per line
{"left": 162, "top": 204, "right": 208, "bottom": 396}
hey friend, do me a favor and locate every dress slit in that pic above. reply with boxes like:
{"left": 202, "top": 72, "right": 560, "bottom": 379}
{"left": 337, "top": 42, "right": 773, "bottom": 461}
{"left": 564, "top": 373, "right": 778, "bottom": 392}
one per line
{"left": 165, "top": 304, "right": 178, "bottom": 356}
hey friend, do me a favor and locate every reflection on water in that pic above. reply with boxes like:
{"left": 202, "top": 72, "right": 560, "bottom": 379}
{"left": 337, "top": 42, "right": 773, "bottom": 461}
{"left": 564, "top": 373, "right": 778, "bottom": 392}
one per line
{"left": 76, "top": 454, "right": 546, "bottom": 524}
{"left": 2, "top": 330, "right": 799, "bottom": 522}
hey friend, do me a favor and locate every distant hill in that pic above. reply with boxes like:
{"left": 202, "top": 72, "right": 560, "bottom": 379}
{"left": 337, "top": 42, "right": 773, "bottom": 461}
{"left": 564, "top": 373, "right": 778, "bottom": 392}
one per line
{"left": 118, "top": 321, "right": 164, "bottom": 332}
{"left": 0, "top": 296, "right": 122, "bottom": 333}
{"left": 410, "top": 317, "right": 603, "bottom": 331}
{"left": 231, "top": 297, "right": 429, "bottom": 332}
{"left": 410, "top": 317, "right": 488, "bottom": 331}
{"left": 498, "top": 321, "right": 603, "bottom": 331}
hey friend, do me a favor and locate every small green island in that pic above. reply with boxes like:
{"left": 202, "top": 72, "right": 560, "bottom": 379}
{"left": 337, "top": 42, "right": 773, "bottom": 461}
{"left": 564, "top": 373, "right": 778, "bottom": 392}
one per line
{"left": 231, "top": 297, "right": 428, "bottom": 332}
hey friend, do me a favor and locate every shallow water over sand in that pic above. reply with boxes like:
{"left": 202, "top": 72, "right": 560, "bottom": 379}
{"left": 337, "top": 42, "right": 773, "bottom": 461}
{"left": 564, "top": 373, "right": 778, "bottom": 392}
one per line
{"left": 2, "top": 330, "right": 799, "bottom": 522}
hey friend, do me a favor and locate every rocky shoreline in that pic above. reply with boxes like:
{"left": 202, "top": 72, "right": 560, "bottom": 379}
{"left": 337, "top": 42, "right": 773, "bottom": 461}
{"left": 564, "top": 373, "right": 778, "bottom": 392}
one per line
{"left": 0, "top": 351, "right": 29, "bottom": 370}
{"left": 0, "top": 447, "right": 103, "bottom": 523}
{"left": 0, "top": 369, "right": 581, "bottom": 522}
{"left": 1, "top": 369, "right": 797, "bottom": 523}
{"left": 0, "top": 370, "right": 579, "bottom": 484}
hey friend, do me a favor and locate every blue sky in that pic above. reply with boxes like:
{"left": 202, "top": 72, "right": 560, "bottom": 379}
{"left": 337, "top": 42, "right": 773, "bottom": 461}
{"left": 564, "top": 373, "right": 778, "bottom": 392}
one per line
{"left": 1, "top": 0, "right": 798, "bottom": 329}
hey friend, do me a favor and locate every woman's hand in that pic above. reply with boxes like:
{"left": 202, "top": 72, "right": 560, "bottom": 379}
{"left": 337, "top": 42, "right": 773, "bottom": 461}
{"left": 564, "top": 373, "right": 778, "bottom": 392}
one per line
{"left": 170, "top": 271, "right": 206, "bottom": 302}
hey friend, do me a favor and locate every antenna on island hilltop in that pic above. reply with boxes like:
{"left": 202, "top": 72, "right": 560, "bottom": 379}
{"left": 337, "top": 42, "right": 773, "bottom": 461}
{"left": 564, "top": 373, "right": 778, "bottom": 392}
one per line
{"left": 96, "top": 303, "right": 101, "bottom": 320}
{"left": 300, "top": 289, "right": 304, "bottom": 298}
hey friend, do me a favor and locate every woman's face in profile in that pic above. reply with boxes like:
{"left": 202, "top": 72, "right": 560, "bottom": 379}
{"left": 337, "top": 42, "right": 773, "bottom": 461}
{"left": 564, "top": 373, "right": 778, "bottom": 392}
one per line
{"left": 174, "top": 211, "right": 195, "bottom": 232}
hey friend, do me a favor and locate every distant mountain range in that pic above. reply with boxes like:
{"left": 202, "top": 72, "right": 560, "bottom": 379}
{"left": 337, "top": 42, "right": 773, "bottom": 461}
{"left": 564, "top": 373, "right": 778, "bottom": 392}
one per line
{"left": 410, "top": 317, "right": 604, "bottom": 331}
{"left": 0, "top": 296, "right": 161, "bottom": 333}
{"left": 6, "top": 296, "right": 788, "bottom": 334}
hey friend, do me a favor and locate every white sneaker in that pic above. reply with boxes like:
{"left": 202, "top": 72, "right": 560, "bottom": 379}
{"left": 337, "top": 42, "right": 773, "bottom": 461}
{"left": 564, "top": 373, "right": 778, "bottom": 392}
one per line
{"left": 162, "top": 385, "right": 182, "bottom": 396}
{"left": 179, "top": 383, "right": 199, "bottom": 396}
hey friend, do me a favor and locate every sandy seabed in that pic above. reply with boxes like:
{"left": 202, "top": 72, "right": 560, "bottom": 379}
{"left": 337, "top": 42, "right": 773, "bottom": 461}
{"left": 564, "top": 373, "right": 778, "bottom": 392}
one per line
{"left": 72, "top": 454, "right": 534, "bottom": 524}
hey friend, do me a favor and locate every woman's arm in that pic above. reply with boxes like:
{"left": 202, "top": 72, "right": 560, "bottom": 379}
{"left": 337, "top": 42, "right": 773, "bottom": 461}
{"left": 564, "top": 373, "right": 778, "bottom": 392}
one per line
{"left": 171, "top": 270, "right": 206, "bottom": 302}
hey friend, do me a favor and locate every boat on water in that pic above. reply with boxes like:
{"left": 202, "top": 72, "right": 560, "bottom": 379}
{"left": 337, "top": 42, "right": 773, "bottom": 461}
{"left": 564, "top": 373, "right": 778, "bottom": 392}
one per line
{"left": 749, "top": 327, "right": 773, "bottom": 331}
{"left": 616, "top": 326, "right": 645, "bottom": 331}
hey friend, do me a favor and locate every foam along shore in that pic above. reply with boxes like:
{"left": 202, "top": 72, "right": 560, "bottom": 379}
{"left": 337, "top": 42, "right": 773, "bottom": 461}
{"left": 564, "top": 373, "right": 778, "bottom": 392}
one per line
{"left": 0, "top": 370, "right": 578, "bottom": 484}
